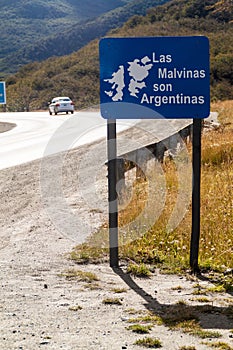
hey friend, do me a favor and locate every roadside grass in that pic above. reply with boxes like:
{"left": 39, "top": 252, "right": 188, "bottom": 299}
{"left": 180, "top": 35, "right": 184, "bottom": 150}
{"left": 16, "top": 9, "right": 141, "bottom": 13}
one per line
{"left": 126, "top": 262, "right": 151, "bottom": 277}
{"left": 169, "top": 319, "right": 221, "bottom": 339}
{"left": 124, "top": 303, "right": 231, "bottom": 342}
{"left": 60, "top": 269, "right": 99, "bottom": 283}
{"left": 134, "top": 337, "right": 162, "bottom": 348}
{"left": 125, "top": 306, "right": 221, "bottom": 341}
{"left": 190, "top": 297, "right": 212, "bottom": 303}
{"left": 171, "top": 285, "right": 184, "bottom": 291}
{"left": 126, "top": 313, "right": 163, "bottom": 326}
{"left": 110, "top": 287, "right": 128, "bottom": 293}
{"left": 69, "top": 243, "right": 108, "bottom": 264}
{"left": 204, "top": 341, "right": 233, "bottom": 350}
{"left": 102, "top": 297, "right": 123, "bottom": 305}
{"left": 127, "top": 324, "right": 152, "bottom": 334}
{"left": 70, "top": 100, "right": 233, "bottom": 275}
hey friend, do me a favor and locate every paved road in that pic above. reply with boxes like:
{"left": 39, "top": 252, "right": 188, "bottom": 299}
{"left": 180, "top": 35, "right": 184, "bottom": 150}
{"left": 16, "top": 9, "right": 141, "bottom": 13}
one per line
{"left": 0, "top": 111, "right": 137, "bottom": 170}
{"left": 0, "top": 111, "right": 217, "bottom": 170}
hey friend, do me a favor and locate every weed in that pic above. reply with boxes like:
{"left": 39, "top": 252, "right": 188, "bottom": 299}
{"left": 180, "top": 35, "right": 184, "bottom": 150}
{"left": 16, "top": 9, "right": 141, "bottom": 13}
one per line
{"left": 193, "top": 284, "right": 208, "bottom": 295}
{"left": 127, "top": 263, "right": 151, "bottom": 277}
{"left": 127, "top": 324, "right": 152, "bottom": 334}
{"left": 61, "top": 269, "right": 99, "bottom": 283}
{"left": 207, "top": 341, "right": 233, "bottom": 350}
{"left": 223, "top": 281, "right": 233, "bottom": 293}
{"left": 206, "top": 274, "right": 233, "bottom": 294}
{"left": 202, "top": 138, "right": 233, "bottom": 166}
{"left": 69, "top": 305, "right": 82, "bottom": 311}
{"left": 171, "top": 285, "right": 184, "bottom": 291}
{"left": 134, "top": 337, "right": 162, "bottom": 348}
{"left": 194, "top": 330, "right": 222, "bottom": 339}
{"left": 127, "top": 314, "right": 163, "bottom": 326}
{"left": 207, "top": 285, "right": 226, "bottom": 293}
{"left": 102, "top": 298, "right": 122, "bottom": 305}
{"left": 171, "top": 319, "right": 221, "bottom": 339}
{"left": 84, "top": 282, "right": 101, "bottom": 290}
{"left": 191, "top": 297, "right": 212, "bottom": 303}
{"left": 125, "top": 308, "right": 142, "bottom": 315}
{"left": 111, "top": 287, "right": 127, "bottom": 293}
{"left": 69, "top": 244, "right": 107, "bottom": 264}
{"left": 179, "top": 347, "right": 197, "bottom": 350}
{"left": 193, "top": 289, "right": 208, "bottom": 295}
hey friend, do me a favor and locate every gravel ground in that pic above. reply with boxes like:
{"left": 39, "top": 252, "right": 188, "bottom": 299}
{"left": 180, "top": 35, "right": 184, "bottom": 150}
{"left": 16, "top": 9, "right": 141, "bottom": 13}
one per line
{"left": 0, "top": 124, "right": 232, "bottom": 350}
{"left": 0, "top": 122, "right": 16, "bottom": 133}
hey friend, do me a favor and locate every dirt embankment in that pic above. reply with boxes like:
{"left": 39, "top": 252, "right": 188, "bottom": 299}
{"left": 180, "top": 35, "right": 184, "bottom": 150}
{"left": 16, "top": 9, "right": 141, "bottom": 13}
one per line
{"left": 0, "top": 133, "right": 232, "bottom": 350}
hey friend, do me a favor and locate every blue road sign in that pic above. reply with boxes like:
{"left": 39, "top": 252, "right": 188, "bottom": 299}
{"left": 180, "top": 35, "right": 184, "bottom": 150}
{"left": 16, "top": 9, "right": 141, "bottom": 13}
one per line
{"left": 99, "top": 36, "right": 210, "bottom": 119}
{"left": 0, "top": 82, "right": 6, "bottom": 104}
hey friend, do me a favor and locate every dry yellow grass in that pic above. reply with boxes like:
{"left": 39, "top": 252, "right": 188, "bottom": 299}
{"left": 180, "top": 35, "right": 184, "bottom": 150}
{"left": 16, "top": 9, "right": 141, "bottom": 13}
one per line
{"left": 71, "top": 100, "right": 233, "bottom": 275}
{"left": 120, "top": 100, "right": 233, "bottom": 271}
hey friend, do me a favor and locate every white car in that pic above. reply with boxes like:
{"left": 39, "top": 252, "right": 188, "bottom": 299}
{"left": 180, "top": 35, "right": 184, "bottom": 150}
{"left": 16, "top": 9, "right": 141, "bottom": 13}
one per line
{"left": 49, "top": 97, "right": 74, "bottom": 115}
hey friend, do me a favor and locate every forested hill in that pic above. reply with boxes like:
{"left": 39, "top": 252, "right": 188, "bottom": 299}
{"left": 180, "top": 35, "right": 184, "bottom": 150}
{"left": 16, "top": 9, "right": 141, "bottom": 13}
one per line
{"left": 5, "top": 0, "right": 233, "bottom": 112}
{"left": 0, "top": 0, "right": 125, "bottom": 56}
{"left": 0, "top": 0, "right": 169, "bottom": 76}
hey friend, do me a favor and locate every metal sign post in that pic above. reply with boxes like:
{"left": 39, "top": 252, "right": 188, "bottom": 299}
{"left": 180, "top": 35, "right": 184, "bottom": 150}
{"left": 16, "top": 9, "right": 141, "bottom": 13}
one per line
{"left": 107, "top": 119, "right": 119, "bottom": 267}
{"left": 190, "top": 118, "right": 202, "bottom": 272}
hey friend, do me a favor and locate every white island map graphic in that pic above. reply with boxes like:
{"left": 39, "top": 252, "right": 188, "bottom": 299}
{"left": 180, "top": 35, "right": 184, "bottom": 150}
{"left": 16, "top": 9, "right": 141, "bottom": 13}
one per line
{"left": 104, "top": 56, "right": 153, "bottom": 101}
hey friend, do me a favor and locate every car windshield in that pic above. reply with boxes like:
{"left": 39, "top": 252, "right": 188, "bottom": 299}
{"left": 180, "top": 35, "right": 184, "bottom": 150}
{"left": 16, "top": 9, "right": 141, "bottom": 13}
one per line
{"left": 52, "top": 97, "right": 71, "bottom": 103}
{"left": 60, "top": 98, "right": 71, "bottom": 102}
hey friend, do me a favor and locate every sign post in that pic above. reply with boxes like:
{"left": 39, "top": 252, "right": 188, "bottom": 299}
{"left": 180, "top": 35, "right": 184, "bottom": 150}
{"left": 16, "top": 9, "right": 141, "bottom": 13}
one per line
{"left": 107, "top": 119, "right": 119, "bottom": 267}
{"left": 99, "top": 36, "right": 210, "bottom": 271}
{"left": 190, "top": 118, "right": 202, "bottom": 272}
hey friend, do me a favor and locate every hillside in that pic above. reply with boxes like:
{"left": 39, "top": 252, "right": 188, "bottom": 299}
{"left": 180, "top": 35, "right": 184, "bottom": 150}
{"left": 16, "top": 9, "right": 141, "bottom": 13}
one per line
{"left": 0, "top": 0, "right": 169, "bottom": 77}
{"left": 0, "top": 0, "right": 126, "bottom": 76}
{"left": 5, "top": 0, "right": 233, "bottom": 111}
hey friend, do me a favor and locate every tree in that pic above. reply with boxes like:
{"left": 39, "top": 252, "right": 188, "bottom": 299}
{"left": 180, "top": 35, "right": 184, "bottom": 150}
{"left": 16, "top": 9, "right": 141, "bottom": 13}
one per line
{"left": 7, "top": 79, "right": 35, "bottom": 112}
{"left": 208, "top": 0, "right": 233, "bottom": 22}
